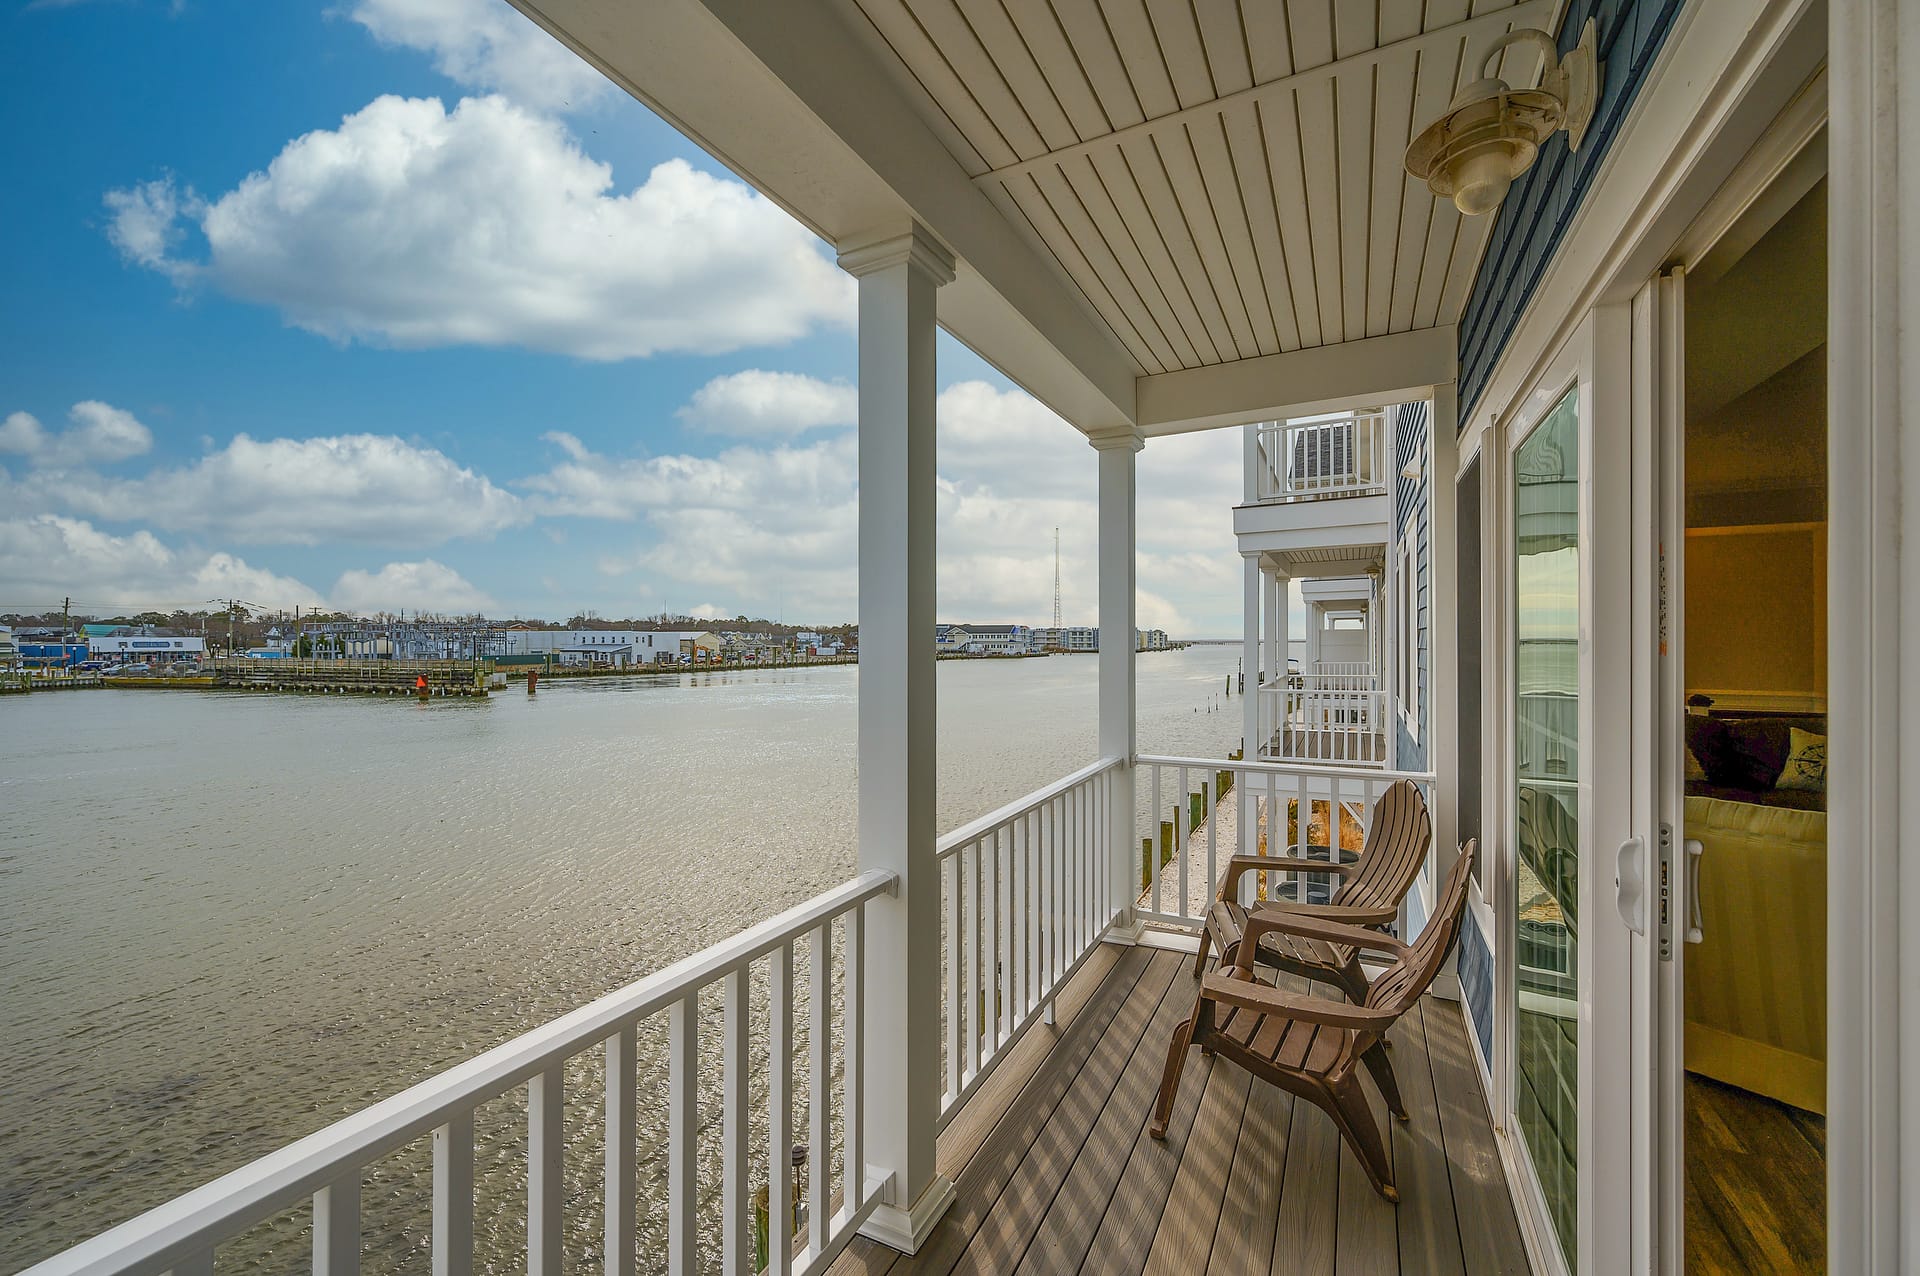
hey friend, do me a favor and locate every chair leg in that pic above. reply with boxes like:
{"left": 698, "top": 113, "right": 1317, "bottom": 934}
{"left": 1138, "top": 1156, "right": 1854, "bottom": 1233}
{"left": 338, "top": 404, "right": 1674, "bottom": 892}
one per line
{"left": 1328, "top": 1073, "right": 1398, "bottom": 1202}
{"left": 1150, "top": 1016, "right": 1196, "bottom": 1140}
{"left": 1192, "top": 927, "right": 1213, "bottom": 978}
{"left": 1360, "top": 1041, "right": 1407, "bottom": 1122}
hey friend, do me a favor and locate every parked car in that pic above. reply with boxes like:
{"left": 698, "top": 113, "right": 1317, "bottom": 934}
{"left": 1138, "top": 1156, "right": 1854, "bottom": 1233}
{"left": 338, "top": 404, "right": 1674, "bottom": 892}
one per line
{"left": 106, "top": 663, "right": 152, "bottom": 677}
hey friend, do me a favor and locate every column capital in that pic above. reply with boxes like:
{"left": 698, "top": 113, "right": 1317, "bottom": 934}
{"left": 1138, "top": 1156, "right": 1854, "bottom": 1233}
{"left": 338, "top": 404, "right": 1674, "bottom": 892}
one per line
{"left": 1086, "top": 427, "right": 1144, "bottom": 453}
{"left": 837, "top": 223, "right": 957, "bottom": 284}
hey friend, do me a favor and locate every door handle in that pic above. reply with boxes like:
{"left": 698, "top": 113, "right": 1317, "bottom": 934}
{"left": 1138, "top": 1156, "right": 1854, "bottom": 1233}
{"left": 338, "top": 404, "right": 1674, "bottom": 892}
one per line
{"left": 1684, "top": 839, "right": 1705, "bottom": 943}
{"left": 1615, "top": 835, "right": 1646, "bottom": 935}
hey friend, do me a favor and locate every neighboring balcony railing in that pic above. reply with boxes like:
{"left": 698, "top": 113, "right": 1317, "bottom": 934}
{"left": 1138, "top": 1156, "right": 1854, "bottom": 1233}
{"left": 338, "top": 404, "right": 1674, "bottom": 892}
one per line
{"left": 1134, "top": 755, "right": 1436, "bottom": 929}
{"left": 1312, "top": 660, "right": 1377, "bottom": 677}
{"left": 23, "top": 872, "right": 895, "bottom": 1276}
{"left": 1252, "top": 410, "right": 1390, "bottom": 502}
{"left": 938, "top": 756, "right": 1122, "bottom": 1123}
{"left": 1257, "top": 672, "right": 1389, "bottom": 767}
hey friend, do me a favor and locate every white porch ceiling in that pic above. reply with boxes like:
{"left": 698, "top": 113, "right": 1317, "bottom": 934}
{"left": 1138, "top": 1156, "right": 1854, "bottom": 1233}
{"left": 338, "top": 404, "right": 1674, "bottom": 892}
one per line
{"left": 508, "top": 0, "right": 1542, "bottom": 431}
{"left": 841, "top": 0, "right": 1551, "bottom": 376}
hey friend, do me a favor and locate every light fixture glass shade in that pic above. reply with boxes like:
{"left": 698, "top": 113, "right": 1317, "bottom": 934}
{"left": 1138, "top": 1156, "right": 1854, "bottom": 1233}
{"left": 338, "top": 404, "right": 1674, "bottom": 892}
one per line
{"left": 1452, "top": 148, "right": 1517, "bottom": 215}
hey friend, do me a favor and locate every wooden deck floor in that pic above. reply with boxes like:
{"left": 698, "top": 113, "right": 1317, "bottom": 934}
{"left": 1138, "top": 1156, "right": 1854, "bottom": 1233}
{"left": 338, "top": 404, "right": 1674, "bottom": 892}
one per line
{"left": 831, "top": 945, "right": 1531, "bottom": 1276}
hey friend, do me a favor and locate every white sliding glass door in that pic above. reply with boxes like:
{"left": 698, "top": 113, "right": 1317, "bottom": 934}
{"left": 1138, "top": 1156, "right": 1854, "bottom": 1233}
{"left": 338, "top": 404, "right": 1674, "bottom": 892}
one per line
{"left": 1495, "top": 309, "right": 1647, "bottom": 1275}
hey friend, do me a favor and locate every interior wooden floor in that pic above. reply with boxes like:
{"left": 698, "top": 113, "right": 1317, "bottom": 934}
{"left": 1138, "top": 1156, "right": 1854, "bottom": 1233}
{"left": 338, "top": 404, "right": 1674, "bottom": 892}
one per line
{"left": 1685, "top": 1073, "right": 1826, "bottom": 1274}
{"left": 830, "top": 944, "right": 1531, "bottom": 1276}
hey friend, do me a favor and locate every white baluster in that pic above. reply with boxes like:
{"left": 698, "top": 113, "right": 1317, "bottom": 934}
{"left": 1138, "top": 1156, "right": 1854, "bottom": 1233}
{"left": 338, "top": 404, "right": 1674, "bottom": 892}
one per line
{"left": 723, "top": 969, "right": 750, "bottom": 1276}
{"left": 606, "top": 1024, "right": 636, "bottom": 1276}
{"left": 965, "top": 844, "right": 980, "bottom": 1079}
{"left": 808, "top": 925, "right": 830, "bottom": 1255}
{"left": 313, "top": 1173, "right": 360, "bottom": 1276}
{"left": 667, "top": 997, "right": 698, "bottom": 1273}
{"left": 985, "top": 828, "right": 1001, "bottom": 1053}
{"left": 842, "top": 906, "right": 864, "bottom": 1216}
{"left": 1205, "top": 764, "right": 1217, "bottom": 915}
{"left": 769, "top": 945, "right": 793, "bottom": 1274}
{"left": 943, "top": 853, "right": 961, "bottom": 1099}
{"left": 433, "top": 1113, "right": 474, "bottom": 1276}
{"left": 529, "top": 1065, "right": 563, "bottom": 1276}
{"left": 1150, "top": 763, "right": 1163, "bottom": 917}
{"left": 1176, "top": 765, "right": 1190, "bottom": 922}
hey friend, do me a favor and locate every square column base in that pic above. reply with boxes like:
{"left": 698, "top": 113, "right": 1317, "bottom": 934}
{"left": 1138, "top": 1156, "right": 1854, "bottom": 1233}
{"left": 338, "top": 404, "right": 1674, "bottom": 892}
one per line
{"left": 859, "top": 1172, "right": 956, "bottom": 1254}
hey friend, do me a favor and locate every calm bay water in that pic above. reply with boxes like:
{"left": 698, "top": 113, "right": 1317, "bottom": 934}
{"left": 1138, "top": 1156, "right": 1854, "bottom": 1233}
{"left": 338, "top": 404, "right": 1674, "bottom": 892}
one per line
{"left": 0, "top": 648, "right": 1240, "bottom": 1272}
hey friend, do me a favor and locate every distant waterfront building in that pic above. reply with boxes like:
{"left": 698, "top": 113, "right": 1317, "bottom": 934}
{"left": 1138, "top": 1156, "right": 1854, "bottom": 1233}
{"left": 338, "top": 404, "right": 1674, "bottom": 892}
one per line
{"left": 934, "top": 625, "right": 973, "bottom": 654}
{"left": 93, "top": 634, "right": 206, "bottom": 664}
{"left": 949, "top": 623, "right": 1040, "bottom": 655}
{"left": 1043, "top": 625, "right": 1099, "bottom": 652}
{"left": 502, "top": 629, "right": 722, "bottom": 666}
{"left": 0, "top": 626, "right": 17, "bottom": 668}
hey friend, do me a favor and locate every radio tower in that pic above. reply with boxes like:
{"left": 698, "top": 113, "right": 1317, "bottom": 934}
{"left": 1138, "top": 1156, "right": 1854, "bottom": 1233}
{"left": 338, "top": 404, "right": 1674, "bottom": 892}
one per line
{"left": 1051, "top": 527, "right": 1063, "bottom": 635}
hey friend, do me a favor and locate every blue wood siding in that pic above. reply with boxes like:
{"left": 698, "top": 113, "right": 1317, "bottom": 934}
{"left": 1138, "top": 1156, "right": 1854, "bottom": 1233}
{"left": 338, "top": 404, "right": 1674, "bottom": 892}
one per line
{"left": 1394, "top": 400, "right": 1430, "bottom": 770}
{"left": 1459, "top": 905, "right": 1496, "bottom": 1064}
{"left": 1456, "top": 0, "right": 1686, "bottom": 425}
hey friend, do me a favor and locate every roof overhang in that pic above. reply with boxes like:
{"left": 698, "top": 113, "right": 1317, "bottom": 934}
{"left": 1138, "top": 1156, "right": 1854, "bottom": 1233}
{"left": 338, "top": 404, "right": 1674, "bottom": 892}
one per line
{"left": 509, "top": 1, "right": 1519, "bottom": 434}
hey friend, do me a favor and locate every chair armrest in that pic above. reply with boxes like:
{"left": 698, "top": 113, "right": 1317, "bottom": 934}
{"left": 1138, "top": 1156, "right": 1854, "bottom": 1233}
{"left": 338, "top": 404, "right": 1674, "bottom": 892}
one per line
{"left": 1219, "top": 853, "right": 1356, "bottom": 899}
{"left": 1201, "top": 969, "right": 1391, "bottom": 1032}
{"left": 1239, "top": 912, "right": 1410, "bottom": 971}
{"left": 1251, "top": 899, "right": 1400, "bottom": 927}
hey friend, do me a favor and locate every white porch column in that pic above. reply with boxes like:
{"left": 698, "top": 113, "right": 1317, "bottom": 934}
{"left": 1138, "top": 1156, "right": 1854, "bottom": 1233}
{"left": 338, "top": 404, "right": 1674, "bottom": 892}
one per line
{"left": 1272, "top": 572, "right": 1290, "bottom": 684}
{"left": 1429, "top": 388, "right": 1460, "bottom": 891}
{"left": 1241, "top": 554, "right": 1261, "bottom": 853}
{"left": 838, "top": 223, "right": 956, "bottom": 1253}
{"left": 1263, "top": 568, "right": 1282, "bottom": 684}
{"left": 1093, "top": 429, "right": 1144, "bottom": 941}
{"left": 1303, "top": 599, "right": 1323, "bottom": 670}
{"left": 1242, "top": 422, "right": 1260, "bottom": 504}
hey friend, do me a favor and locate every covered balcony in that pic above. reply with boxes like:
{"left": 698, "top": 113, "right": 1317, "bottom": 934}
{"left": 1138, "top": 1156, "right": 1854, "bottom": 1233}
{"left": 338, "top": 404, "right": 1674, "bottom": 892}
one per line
{"left": 35, "top": 0, "right": 1891, "bottom": 1272}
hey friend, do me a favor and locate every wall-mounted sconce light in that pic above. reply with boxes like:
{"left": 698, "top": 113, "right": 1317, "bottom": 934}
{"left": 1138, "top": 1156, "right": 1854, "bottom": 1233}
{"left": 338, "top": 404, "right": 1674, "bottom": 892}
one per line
{"left": 1404, "top": 19, "right": 1599, "bottom": 215}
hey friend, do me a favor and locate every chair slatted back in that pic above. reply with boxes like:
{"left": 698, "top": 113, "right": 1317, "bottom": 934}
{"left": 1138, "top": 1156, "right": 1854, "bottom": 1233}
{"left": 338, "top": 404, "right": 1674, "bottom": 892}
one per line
{"left": 1365, "top": 841, "right": 1477, "bottom": 1017}
{"left": 1333, "top": 779, "right": 1433, "bottom": 914}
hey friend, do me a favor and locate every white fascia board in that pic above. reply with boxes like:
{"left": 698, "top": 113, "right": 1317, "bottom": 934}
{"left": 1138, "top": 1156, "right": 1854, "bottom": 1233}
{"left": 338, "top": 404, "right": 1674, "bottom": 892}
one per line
{"left": 1300, "top": 576, "right": 1376, "bottom": 602}
{"left": 509, "top": 0, "right": 1138, "bottom": 430}
{"left": 1233, "top": 493, "right": 1392, "bottom": 546}
{"left": 1137, "top": 328, "right": 1456, "bottom": 436}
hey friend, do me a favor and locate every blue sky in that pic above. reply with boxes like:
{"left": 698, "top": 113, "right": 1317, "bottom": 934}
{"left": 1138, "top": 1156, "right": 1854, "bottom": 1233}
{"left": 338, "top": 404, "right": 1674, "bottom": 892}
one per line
{"left": 0, "top": 0, "right": 1246, "bottom": 633}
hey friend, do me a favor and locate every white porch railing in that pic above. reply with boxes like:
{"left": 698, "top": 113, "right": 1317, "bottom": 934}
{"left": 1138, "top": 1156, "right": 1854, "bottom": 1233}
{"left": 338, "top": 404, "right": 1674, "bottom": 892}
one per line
{"left": 1252, "top": 410, "right": 1389, "bottom": 502}
{"left": 1256, "top": 673, "right": 1389, "bottom": 766}
{"left": 937, "top": 756, "right": 1122, "bottom": 1125}
{"left": 21, "top": 873, "right": 894, "bottom": 1276}
{"left": 1313, "top": 660, "right": 1376, "bottom": 677}
{"left": 1134, "top": 755, "right": 1435, "bottom": 929}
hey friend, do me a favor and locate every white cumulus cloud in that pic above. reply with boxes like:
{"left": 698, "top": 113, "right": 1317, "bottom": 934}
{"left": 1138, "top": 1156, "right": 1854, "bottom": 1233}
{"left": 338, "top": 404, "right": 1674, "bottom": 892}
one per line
{"left": 348, "top": 0, "right": 608, "bottom": 112}
{"left": 330, "top": 559, "right": 496, "bottom": 613}
{"left": 1, "top": 401, "right": 154, "bottom": 468}
{"left": 28, "top": 432, "right": 526, "bottom": 546}
{"left": 528, "top": 378, "right": 1246, "bottom": 632}
{"left": 0, "top": 515, "right": 321, "bottom": 611}
{"left": 104, "top": 96, "right": 852, "bottom": 360}
{"left": 677, "top": 370, "right": 857, "bottom": 437}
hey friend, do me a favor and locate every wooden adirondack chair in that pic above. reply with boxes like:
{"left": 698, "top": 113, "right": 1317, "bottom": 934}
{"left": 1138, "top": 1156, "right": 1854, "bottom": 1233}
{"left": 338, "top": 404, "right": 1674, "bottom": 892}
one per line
{"left": 1194, "top": 777, "right": 1433, "bottom": 1006}
{"left": 1150, "top": 841, "right": 1476, "bottom": 1202}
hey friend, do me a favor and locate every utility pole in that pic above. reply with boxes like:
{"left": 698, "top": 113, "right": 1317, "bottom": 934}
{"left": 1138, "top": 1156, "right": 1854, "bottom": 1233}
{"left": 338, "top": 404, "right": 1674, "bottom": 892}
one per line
{"left": 61, "top": 596, "right": 71, "bottom": 641}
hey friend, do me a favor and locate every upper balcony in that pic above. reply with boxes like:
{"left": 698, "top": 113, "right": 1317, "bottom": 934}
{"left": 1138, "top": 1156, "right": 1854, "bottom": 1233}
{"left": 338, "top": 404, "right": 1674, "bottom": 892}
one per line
{"left": 1235, "top": 413, "right": 1395, "bottom": 557}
